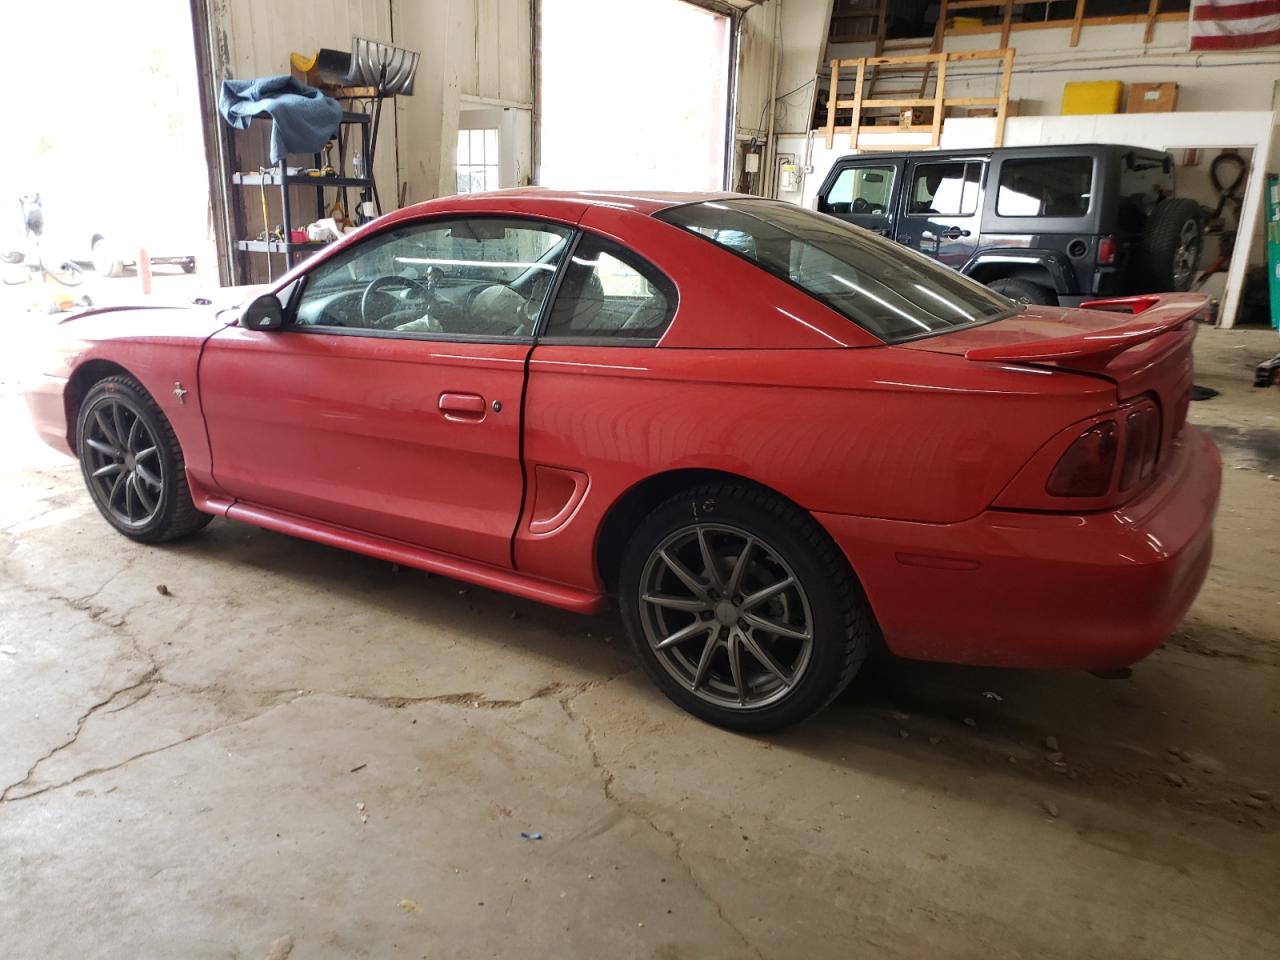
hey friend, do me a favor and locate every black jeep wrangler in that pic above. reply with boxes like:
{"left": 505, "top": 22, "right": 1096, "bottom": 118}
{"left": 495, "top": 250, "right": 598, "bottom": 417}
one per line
{"left": 815, "top": 143, "right": 1203, "bottom": 306}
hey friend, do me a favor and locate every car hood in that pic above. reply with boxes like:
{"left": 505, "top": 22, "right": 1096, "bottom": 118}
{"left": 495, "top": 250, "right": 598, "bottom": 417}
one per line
{"left": 58, "top": 284, "right": 264, "bottom": 339}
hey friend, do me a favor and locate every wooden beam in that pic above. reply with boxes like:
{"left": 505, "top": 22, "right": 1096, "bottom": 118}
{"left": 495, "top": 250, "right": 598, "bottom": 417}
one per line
{"left": 1143, "top": 0, "right": 1160, "bottom": 44}
{"left": 1070, "top": 0, "right": 1086, "bottom": 47}
{"left": 825, "top": 59, "right": 839, "bottom": 149}
{"left": 946, "top": 11, "right": 1185, "bottom": 36}
{"left": 994, "top": 48, "right": 1014, "bottom": 147}
{"left": 1000, "top": 0, "right": 1015, "bottom": 48}
{"left": 846, "top": 97, "right": 935, "bottom": 108}
{"left": 874, "top": 0, "right": 888, "bottom": 55}
{"left": 932, "top": 0, "right": 948, "bottom": 52}
{"left": 849, "top": 59, "right": 867, "bottom": 149}
{"left": 946, "top": 47, "right": 1014, "bottom": 60}
{"left": 931, "top": 55, "right": 947, "bottom": 147}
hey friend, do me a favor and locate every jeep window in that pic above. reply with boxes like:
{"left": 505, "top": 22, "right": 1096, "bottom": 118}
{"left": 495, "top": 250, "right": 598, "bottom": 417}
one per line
{"left": 658, "top": 198, "right": 1013, "bottom": 343}
{"left": 997, "top": 156, "right": 1093, "bottom": 217}
{"left": 908, "top": 162, "right": 982, "bottom": 216}
{"left": 821, "top": 165, "right": 895, "bottom": 215}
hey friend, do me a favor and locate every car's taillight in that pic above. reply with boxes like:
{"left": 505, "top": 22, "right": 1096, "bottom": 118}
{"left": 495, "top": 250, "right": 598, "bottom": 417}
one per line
{"left": 1097, "top": 235, "right": 1116, "bottom": 266}
{"left": 1119, "top": 404, "right": 1161, "bottom": 491}
{"left": 1047, "top": 422, "right": 1118, "bottom": 497}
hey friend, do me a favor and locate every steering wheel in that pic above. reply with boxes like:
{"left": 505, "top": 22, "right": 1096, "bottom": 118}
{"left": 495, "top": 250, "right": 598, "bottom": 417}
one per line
{"left": 851, "top": 197, "right": 872, "bottom": 214}
{"left": 360, "top": 275, "right": 434, "bottom": 329}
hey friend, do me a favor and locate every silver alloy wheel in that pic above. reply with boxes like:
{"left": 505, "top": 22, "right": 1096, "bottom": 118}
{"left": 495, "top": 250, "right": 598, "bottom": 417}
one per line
{"left": 1173, "top": 219, "right": 1200, "bottom": 289}
{"left": 82, "top": 397, "right": 164, "bottom": 528}
{"left": 638, "top": 523, "right": 814, "bottom": 710}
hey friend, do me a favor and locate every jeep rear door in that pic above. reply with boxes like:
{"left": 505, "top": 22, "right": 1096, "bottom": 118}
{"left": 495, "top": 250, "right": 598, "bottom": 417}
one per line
{"left": 895, "top": 158, "right": 985, "bottom": 267}
{"left": 816, "top": 159, "right": 903, "bottom": 237}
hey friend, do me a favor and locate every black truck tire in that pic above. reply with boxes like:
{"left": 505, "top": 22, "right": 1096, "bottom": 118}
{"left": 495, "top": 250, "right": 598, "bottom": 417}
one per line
{"left": 989, "top": 277, "right": 1056, "bottom": 305}
{"left": 1139, "top": 198, "right": 1202, "bottom": 292}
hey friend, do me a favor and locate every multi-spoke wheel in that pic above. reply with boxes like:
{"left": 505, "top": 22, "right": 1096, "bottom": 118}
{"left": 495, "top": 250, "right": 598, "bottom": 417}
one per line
{"left": 621, "top": 483, "right": 874, "bottom": 731}
{"left": 639, "top": 524, "right": 814, "bottom": 709}
{"left": 76, "top": 376, "right": 212, "bottom": 543}
{"left": 82, "top": 396, "right": 164, "bottom": 528}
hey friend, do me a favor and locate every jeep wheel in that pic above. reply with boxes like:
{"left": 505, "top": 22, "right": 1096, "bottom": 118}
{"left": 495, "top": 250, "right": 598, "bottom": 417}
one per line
{"left": 989, "top": 277, "right": 1056, "bottom": 306}
{"left": 1140, "top": 198, "right": 1202, "bottom": 292}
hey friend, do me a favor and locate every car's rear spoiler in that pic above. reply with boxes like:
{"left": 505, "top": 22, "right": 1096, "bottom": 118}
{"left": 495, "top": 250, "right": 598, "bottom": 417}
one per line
{"left": 964, "top": 293, "right": 1208, "bottom": 371}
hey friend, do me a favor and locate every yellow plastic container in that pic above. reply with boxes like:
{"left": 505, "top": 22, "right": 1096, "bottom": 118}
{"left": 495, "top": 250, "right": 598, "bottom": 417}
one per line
{"left": 1062, "top": 81, "right": 1125, "bottom": 115}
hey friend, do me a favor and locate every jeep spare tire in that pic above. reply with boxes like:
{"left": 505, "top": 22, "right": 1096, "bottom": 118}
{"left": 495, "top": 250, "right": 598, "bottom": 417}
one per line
{"left": 1139, "top": 198, "right": 1202, "bottom": 292}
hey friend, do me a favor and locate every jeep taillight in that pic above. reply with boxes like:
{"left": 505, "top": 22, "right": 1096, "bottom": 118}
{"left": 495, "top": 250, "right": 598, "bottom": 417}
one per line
{"left": 1097, "top": 235, "right": 1117, "bottom": 265}
{"left": 1119, "top": 404, "right": 1161, "bottom": 491}
{"left": 1047, "top": 422, "right": 1118, "bottom": 497}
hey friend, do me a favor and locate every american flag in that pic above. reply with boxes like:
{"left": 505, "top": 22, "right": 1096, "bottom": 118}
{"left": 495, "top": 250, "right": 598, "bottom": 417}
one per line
{"left": 1189, "top": 0, "right": 1280, "bottom": 50}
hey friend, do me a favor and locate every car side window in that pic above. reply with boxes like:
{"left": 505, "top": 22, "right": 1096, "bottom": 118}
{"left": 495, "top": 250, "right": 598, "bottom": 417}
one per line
{"left": 907, "top": 162, "right": 982, "bottom": 216}
{"left": 822, "top": 165, "right": 895, "bottom": 215}
{"left": 996, "top": 156, "right": 1093, "bottom": 218}
{"left": 540, "top": 234, "right": 677, "bottom": 343}
{"left": 292, "top": 217, "right": 573, "bottom": 339}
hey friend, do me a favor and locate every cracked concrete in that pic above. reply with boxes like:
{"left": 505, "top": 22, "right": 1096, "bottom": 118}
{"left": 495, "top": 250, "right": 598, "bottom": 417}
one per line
{"left": 1, "top": 320, "right": 1278, "bottom": 959}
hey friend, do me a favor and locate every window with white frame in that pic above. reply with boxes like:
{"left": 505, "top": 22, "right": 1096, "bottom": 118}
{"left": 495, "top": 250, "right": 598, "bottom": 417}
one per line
{"left": 456, "top": 128, "right": 499, "bottom": 194}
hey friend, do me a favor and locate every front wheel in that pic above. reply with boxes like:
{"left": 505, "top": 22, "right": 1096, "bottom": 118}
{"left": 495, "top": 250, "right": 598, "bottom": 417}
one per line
{"left": 620, "top": 483, "right": 873, "bottom": 731}
{"left": 76, "top": 375, "right": 213, "bottom": 543}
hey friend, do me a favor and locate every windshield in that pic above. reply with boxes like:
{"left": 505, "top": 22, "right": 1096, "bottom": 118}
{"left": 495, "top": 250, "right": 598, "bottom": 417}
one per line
{"left": 656, "top": 198, "right": 1014, "bottom": 343}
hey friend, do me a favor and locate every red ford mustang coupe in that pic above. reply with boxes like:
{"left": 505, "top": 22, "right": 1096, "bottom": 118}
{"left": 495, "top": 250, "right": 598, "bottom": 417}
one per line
{"left": 24, "top": 189, "right": 1221, "bottom": 730}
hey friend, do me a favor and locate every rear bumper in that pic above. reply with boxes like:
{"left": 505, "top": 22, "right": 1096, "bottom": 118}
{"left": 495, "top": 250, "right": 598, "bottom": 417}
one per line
{"left": 817, "top": 426, "right": 1221, "bottom": 669}
{"left": 24, "top": 373, "right": 73, "bottom": 456}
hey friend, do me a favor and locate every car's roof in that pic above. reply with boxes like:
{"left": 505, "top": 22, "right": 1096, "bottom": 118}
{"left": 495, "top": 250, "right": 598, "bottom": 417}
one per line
{"left": 834, "top": 142, "right": 1170, "bottom": 163}
{"left": 397, "top": 187, "right": 742, "bottom": 219}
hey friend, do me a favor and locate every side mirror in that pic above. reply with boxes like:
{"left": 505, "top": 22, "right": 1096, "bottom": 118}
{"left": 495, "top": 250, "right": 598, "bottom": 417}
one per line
{"left": 240, "top": 293, "right": 284, "bottom": 330}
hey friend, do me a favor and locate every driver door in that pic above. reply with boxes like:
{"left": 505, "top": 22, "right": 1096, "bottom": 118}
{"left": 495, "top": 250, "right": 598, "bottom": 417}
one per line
{"left": 198, "top": 215, "right": 573, "bottom": 568}
{"left": 817, "top": 161, "right": 901, "bottom": 237}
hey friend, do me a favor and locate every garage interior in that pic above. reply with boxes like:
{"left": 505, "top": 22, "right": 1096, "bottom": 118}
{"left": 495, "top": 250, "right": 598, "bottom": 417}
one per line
{"left": 2, "top": 1, "right": 1279, "bottom": 958}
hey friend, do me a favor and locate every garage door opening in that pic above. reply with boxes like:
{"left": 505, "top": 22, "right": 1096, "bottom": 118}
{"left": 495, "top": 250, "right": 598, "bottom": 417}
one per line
{"left": 3, "top": 0, "right": 213, "bottom": 302}
{"left": 538, "top": 0, "right": 732, "bottom": 191}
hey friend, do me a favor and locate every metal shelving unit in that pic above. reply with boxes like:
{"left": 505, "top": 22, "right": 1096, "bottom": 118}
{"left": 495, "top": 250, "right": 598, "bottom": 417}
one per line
{"left": 231, "top": 110, "right": 373, "bottom": 275}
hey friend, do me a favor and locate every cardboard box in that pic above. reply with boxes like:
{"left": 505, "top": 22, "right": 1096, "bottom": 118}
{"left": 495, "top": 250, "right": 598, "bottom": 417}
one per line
{"left": 1062, "top": 80, "right": 1124, "bottom": 115}
{"left": 1127, "top": 82, "right": 1178, "bottom": 113}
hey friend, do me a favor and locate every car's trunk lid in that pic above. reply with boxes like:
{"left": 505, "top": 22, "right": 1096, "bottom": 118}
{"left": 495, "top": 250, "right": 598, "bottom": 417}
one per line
{"left": 903, "top": 293, "right": 1206, "bottom": 470}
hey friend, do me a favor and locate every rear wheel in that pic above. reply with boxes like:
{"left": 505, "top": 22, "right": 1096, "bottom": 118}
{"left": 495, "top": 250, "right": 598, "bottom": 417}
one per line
{"left": 76, "top": 376, "right": 212, "bottom": 543}
{"left": 620, "top": 483, "right": 873, "bottom": 731}
{"left": 989, "top": 277, "right": 1056, "bottom": 305}
{"left": 1139, "top": 198, "right": 1202, "bottom": 292}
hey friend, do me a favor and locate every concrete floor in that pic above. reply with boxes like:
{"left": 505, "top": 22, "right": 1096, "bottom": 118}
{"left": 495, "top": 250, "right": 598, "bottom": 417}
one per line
{"left": 1, "top": 310, "right": 1278, "bottom": 959}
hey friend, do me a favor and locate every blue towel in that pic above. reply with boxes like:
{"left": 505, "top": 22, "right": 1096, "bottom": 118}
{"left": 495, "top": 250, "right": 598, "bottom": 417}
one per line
{"left": 219, "top": 76, "right": 342, "bottom": 164}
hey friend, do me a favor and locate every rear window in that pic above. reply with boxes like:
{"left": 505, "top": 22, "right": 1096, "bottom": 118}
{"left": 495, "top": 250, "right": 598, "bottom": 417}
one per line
{"left": 656, "top": 198, "right": 1013, "bottom": 344}
{"left": 997, "top": 156, "right": 1093, "bottom": 217}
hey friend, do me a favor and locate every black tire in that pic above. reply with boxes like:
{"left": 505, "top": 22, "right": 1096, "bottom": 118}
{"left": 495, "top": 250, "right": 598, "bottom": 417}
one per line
{"left": 76, "top": 375, "right": 213, "bottom": 543}
{"left": 1139, "top": 197, "right": 1202, "bottom": 292}
{"left": 619, "top": 482, "right": 874, "bottom": 731}
{"left": 92, "top": 239, "right": 126, "bottom": 278}
{"left": 989, "top": 277, "right": 1056, "bottom": 305}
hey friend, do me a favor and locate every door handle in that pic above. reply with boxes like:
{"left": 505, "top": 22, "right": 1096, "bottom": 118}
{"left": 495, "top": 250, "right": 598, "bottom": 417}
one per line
{"left": 438, "top": 392, "right": 486, "bottom": 421}
{"left": 922, "top": 227, "right": 972, "bottom": 241}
